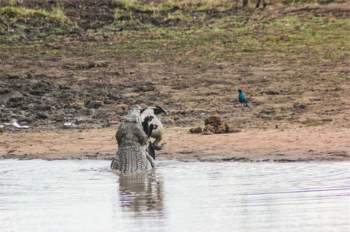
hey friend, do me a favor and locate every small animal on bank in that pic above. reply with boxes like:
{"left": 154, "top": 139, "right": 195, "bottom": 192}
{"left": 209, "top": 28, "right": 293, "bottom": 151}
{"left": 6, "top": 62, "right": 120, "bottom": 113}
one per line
{"left": 140, "top": 105, "right": 168, "bottom": 150}
{"left": 238, "top": 89, "right": 251, "bottom": 107}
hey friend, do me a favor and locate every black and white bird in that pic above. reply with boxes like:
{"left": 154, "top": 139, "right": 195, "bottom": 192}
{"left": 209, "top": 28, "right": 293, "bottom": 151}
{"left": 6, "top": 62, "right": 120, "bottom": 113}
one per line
{"left": 141, "top": 115, "right": 158, "bottom": 160}
{"left": 140, "top": 106, "right": 168, "bottom": 150}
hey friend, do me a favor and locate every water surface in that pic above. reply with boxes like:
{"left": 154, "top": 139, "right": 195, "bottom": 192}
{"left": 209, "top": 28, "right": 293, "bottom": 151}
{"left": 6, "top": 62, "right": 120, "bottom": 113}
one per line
{"left": 0, "top": 160, "right": 349, "bottom": 232}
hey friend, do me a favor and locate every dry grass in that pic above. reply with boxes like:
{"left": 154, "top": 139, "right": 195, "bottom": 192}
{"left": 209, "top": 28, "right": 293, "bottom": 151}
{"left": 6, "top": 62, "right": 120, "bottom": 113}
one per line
{"left": 0, "top": 6, "right": 71, "bottom": 23}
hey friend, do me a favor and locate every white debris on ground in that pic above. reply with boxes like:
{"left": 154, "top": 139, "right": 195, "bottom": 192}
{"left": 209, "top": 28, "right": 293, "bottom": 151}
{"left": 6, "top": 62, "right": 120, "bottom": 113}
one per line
{"left": 63, "top": 121, "right": 77, "bottom": 128}
{"left": 3, "top": 119, "right": 30, "bottom": 129}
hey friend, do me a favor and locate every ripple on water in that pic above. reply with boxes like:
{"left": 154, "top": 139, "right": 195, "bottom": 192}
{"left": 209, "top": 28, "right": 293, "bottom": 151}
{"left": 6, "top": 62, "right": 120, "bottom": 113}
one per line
{"left": 0, "top": 160, "right": 349, "bottom": 232}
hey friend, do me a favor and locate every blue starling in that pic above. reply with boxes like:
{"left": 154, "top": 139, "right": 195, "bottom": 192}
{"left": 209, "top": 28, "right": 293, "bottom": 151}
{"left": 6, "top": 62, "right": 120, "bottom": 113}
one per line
{"left": 238, "top": 89, "right": 251, "bottom": 107}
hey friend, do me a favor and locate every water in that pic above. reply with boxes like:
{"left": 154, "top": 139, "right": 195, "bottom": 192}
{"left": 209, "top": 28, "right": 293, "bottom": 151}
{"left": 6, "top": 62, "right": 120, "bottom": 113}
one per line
{"left": 0, "top": 160, "right": 349, "bottom": 232}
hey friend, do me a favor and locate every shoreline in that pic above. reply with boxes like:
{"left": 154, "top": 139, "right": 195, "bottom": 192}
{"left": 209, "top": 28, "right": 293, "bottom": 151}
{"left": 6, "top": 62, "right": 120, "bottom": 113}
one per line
{"left": 1, "top": 126, "right": 350, "bottom": 162}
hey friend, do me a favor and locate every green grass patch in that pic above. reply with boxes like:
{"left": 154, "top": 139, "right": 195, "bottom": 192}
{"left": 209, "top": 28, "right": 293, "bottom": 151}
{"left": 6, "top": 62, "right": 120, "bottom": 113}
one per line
{"left": 283, "top": 0, "right": 340, "bottom": 4}
{"left": 258, "top": 15, "right": 350, "bottom": 59}
{"left": 98, "top": 12, "right": 350, "bottom": 64}
{"left": 0, "top": 6, "right": 77, "bottom": 43}
{"left": 0, "top": 6, "right": 71, "bottom": 24}
{"left": 109, "top": 0, "right": 239, "bottom": 32}
{"left": 112, "top": 0, "right": 238, "bottom": 12}
{"left": 1, "top": 1, "right": 349, "bottom": 65}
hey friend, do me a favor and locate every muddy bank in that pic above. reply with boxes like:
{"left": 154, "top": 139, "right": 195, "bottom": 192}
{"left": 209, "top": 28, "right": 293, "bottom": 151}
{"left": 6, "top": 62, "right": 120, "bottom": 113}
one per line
{"left": 1, "top": 126, "right": 350, "bottom": 162}
{"left": 1, "top": 2, "right": 350, "bottom": 163}
{"left": 1, "top": 3, "right": 350, "bottom": 131}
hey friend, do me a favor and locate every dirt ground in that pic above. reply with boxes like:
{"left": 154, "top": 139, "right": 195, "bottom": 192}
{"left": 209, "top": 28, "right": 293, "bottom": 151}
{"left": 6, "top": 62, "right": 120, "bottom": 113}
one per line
{"left": 1, "top": 2, "right": 350, "bottom": 131}
{"left": 1, "top": 2, "right": 350, "bottom": 162}
{"left": 1, "top": 126, "right": 350, "bottom": 161}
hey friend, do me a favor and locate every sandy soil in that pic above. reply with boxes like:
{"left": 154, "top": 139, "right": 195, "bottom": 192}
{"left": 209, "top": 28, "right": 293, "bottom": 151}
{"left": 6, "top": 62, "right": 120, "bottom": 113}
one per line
{"left": 1, "top": 126, "right": 350, "bottom": 162}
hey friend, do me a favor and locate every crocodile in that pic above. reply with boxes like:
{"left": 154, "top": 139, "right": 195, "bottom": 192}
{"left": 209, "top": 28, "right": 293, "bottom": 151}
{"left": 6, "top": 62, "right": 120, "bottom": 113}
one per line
{"left": 111, "top": 105, "right": 155, "bottom": 174}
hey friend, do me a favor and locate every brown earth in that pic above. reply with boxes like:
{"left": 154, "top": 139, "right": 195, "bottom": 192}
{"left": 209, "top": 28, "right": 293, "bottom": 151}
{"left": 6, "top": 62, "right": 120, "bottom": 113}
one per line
{"left": 1, "top": 2, "right": 350, "bottom": 162}
{"left": 1, "top": 47, "right": 350, "bottom": 131}
{"left": 1, "top": 2, "right": 350, "bottom": 131}
{"left": 1, "top": 126, "right": 350, "bottom": 162}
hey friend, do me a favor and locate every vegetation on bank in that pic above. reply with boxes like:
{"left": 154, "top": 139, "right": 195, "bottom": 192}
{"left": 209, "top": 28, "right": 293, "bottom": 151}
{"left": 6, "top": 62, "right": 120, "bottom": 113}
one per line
{"left": 0, "top": 6, "right": 69, "bottom": 22}
{"left": 0, "top": 0, "right": 349, "bottom": 64}
{"left": 0, "top": 6, "right": 76, "bottom": 43}
{"left": 0, "top": 0, "right": 348, "bottom": 42}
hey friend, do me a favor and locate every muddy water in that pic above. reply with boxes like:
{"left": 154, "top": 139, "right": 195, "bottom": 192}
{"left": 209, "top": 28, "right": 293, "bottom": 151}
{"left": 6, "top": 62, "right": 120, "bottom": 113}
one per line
{"left": 0, "top": 160, "right": 349, "bottom": 232}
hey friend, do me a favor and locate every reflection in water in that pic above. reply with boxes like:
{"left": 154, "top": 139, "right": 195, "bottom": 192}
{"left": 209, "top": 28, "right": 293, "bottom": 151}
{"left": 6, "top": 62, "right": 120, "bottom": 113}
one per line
{"left": 0, "top": 160, "right": 350, "bottom": 232}
{"left": 118, "top": 171, "right": 164, "bottom": 216}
